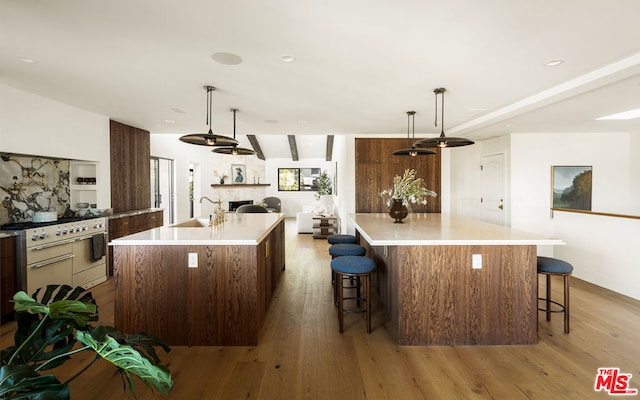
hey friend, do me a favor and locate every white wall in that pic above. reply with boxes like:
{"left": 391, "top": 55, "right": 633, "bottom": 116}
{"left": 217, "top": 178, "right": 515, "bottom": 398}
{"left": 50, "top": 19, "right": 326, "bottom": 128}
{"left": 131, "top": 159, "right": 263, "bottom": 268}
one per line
{"left": 150, "top": 133, "right": 266, "bottom": 222}
{"left": 0, "top": 84, "right": 111, "bottom": 208}
{"left": 451, "top": 131, "right": 640, "bottom": 300}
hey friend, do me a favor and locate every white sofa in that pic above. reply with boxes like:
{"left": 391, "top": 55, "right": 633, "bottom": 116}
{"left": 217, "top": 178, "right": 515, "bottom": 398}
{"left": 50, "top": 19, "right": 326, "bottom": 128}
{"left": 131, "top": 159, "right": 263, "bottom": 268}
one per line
{"left": 296, "top": 206, "right": 314, "bottom": 233}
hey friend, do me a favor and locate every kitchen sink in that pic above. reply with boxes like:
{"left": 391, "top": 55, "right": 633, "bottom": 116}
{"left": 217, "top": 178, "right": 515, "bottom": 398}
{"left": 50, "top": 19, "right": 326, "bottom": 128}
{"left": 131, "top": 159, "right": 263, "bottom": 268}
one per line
{"left": 170, "top": 218, "right": 209, "bottom": 228}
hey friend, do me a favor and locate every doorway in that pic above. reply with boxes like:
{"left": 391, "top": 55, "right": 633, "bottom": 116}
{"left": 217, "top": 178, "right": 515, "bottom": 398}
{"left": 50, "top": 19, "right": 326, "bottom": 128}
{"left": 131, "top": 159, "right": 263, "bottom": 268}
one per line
{"left": 150, "top": 157, "right": 175, "bottom": 226}
{"left": 480, "top": 153, "right": 505, "bottom": 226}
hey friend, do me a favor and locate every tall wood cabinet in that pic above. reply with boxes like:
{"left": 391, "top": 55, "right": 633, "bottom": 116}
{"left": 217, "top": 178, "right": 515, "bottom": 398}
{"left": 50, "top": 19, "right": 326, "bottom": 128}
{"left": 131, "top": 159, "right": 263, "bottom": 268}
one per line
{"left": 109, "top": 120, "right": 151, "bottom": 213}
{"left": 1, "top": 235, "right": 16, "bottom": 324}
{"left": 355, "top": 138, "right": 441, "bottom": 213}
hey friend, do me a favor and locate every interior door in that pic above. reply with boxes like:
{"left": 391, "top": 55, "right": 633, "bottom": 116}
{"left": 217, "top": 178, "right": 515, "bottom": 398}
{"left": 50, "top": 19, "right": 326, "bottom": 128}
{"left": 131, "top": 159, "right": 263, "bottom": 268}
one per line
{"left": 480, "top": 153, "right": 505, "bottom": 225}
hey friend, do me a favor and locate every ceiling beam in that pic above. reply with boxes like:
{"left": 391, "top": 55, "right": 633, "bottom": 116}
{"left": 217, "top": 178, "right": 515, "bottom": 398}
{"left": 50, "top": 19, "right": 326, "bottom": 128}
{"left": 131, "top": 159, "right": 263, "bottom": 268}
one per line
{"left": 288, "top": 135, "right": 299, "bottom": 161}
{"left": 326, "top": 135, "right": 334, "bottom": 161}
{"left": 246, "top": 135, "right": 265, "bottom": 160}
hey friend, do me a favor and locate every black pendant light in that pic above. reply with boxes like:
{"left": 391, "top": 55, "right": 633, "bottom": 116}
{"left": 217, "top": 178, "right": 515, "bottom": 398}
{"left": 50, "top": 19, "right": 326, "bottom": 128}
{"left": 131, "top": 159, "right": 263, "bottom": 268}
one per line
{"left": 213, "top": 109, "right": 257, "bottom": 155}
{"left": 413, "top": 87, "right": 474, "bottom": 149}
{"left": 392, "top": 111, "right": 436, "bottom": 156}
{"left": 179, "top": 86, "right": 239, "bottom": 147}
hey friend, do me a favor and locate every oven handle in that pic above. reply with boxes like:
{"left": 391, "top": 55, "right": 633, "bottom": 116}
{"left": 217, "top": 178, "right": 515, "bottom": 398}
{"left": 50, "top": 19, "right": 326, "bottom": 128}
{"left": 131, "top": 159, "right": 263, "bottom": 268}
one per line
{"left": 30, "top": 238, "right": 78, "bottom": 250}
{"left": 29, "top": 253, "right": 75, "bottom": 269}
{"left": 29, "top": 233, "right": 106, "bottom": 250}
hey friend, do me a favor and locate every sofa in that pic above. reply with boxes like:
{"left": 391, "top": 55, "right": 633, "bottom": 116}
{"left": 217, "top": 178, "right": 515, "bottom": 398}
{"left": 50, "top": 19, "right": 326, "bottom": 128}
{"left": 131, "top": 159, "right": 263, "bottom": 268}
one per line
{"left": 296, "top": 205, "right": 314, "bottom": 233}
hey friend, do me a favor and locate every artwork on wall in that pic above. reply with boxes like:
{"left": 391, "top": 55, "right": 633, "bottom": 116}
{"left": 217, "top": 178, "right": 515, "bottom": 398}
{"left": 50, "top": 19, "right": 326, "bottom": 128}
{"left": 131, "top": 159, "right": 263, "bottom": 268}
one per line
{"left": 231, "top": 164, "right": 246, "bottom": 184}
{"left": 299, "top": 168, "right": 321, "bottom": 191}
{"left": 551, "top": 165, "right": 592, "bottom": 211}
{"left": 278, "top": 168, "right": 300, "bottom": 191}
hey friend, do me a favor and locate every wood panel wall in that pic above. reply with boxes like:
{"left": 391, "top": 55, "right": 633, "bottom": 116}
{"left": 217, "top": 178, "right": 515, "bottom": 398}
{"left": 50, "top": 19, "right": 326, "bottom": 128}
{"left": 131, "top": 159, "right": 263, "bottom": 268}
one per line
{"left": 109, "top": 120, "right": 151, "bottom": 213}
{"left": 355, "top": 138, "right": 441, "bottom": 213}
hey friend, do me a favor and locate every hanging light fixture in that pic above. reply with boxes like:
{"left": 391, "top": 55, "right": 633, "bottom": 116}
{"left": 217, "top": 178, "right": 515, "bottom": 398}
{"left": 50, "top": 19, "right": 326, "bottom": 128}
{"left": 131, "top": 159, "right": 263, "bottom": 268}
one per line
{"left": 392, "top": 111, "right": 436, "bottom": 156}
{"left": 213, "top": 109, "right": 257, "bottom": 155}
{"left": 179, "top": 85, "right": 239, "bottom": 147}
{"left": 413, "top": 87, "right": 474, "bottom": 148}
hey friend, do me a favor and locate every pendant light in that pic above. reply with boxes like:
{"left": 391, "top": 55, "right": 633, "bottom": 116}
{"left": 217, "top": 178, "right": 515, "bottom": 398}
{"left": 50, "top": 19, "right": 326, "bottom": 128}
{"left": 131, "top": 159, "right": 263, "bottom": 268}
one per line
{"left": 179, "top": 86, "right": 239, "bottom": 147}
{"left": 413, "top": 87, "right": 474, "bottom": 148}
{"left": 392, "top": 111, "right": 436, "bottom": 156}
{"left": 213, "top": 109, "right": 257, "bottom": 155}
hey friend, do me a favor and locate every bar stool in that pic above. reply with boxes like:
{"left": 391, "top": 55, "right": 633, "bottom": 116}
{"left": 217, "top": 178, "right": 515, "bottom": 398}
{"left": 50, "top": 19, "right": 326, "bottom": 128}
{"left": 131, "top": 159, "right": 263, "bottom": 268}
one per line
{"left": 328, "top": 244, "right": 366, "bottom": 305}
{"left": 327, "top": 234, "right": 358, "bottom": 245}
{"left": 330, "top": 256, "right": 376, "bottom": 333}
{"left": 537, "top": 256, "right": 573, "bottom": 333}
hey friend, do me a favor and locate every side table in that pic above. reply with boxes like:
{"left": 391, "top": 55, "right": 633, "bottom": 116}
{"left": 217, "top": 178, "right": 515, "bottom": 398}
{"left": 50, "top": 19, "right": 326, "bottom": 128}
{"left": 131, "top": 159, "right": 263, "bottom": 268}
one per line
{"left": 312, "top": 215, "right": 338, "bottom": 239}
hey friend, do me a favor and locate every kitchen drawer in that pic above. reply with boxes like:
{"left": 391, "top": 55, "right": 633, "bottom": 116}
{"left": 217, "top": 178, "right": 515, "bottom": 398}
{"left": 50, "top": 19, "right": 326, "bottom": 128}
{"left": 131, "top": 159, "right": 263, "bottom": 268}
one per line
{"left": 27, "top": 243, "right": 73, "bottom": 264}
{"left": 73, "top": 263, "right": 107, "bottom": 289}
{"left": 27, "top": 257, "right": 73, "bottom": 294}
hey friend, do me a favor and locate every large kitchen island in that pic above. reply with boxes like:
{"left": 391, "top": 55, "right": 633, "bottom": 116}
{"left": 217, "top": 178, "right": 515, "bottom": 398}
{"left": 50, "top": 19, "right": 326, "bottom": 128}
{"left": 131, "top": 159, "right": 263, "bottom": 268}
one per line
{"left": 349, "top": 213, "right": 564, "bottom": 346}
{"left": 110, "top": 213, "right": 285, "bottom": 346}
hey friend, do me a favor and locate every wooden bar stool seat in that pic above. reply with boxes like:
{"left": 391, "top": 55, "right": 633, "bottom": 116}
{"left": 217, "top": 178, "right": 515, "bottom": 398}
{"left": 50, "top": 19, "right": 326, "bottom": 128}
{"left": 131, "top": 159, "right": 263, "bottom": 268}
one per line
{"left": 537, "top": 256, "right": 573, "bottom": 333}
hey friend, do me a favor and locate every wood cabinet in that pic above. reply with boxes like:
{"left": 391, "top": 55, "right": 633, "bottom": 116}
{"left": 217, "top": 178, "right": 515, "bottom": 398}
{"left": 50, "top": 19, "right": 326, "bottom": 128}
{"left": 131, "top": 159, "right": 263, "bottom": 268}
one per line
{"left": 113, "top": 219, "right": 285, "bottom": 346}
{"left": 107, "top": 209, "right": 163, "bottom": 274}
{"left": 110, "top": 120, "right": 151, "bottom": 213}
{"left": 1, "top": 235, "right": 17, "bottom": 324}
{"left": 355, "top": 138, "right": 441, "bottom": 213}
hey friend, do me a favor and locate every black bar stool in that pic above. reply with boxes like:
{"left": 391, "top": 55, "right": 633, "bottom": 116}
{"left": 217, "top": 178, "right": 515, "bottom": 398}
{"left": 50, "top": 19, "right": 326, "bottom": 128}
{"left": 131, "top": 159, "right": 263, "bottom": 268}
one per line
{"left": 330, "top": 255, "right": 376, "bottom": 333}
{"left": 537, "top": 256, "right": 573, "bottom": 333}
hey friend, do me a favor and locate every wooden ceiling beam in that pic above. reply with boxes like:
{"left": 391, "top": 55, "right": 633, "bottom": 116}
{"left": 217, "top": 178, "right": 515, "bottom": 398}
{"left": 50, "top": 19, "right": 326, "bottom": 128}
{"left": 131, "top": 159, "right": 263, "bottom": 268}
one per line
{"left": 326, "top": 135, "right": 334, "bottom": 161}
{"left": 288, "top": 135, "right": 299, "bottom": 161}
{"left": 246, "top": 135, "right": 265, "bottom": 160}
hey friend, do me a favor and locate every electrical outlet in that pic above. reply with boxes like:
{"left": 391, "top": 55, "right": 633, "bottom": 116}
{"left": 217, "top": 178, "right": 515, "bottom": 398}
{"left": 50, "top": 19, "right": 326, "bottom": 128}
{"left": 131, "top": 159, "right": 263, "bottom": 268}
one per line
{"left": 472, "top": 254, "right": 482, "bottom": 269}
{"left": 188, "top": 253, "right": 198, "bottom": 268}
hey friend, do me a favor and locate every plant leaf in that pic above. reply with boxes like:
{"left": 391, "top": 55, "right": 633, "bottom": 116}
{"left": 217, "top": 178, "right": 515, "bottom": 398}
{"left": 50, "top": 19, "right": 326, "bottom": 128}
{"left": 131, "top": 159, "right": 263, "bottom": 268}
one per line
{"left": 0, "top": 364, "right": 70, "bottom": 399}
{"left": 76, "top": 331, "right": 173, "bottom": 394}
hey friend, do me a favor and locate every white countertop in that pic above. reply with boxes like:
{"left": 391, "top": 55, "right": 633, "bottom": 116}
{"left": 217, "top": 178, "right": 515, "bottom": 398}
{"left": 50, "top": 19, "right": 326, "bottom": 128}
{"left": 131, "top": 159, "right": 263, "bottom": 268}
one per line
{"left": 109, "top": 213, "right": 284, "bottom": 246}
{"left": 349, "top": 213, "right": 565, "bottom": 246}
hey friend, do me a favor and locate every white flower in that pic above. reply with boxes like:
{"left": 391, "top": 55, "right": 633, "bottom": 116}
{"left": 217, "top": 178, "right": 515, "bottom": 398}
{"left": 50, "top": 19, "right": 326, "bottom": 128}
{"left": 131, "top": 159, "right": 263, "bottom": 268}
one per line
{"left": 379, "top": 169, "right": 437, "bottom": 206}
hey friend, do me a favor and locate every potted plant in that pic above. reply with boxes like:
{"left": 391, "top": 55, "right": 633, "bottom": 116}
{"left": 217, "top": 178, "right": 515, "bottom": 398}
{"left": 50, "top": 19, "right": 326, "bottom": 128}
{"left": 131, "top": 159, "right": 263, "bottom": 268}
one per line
{"left": 0, "top": 285, "right": 173, "bottom": 399}
{"left": 314, "top": 170, "right": 333, "bottom": 201}
{"left": 379, "top": 169, "right": 437, "bottom": 223}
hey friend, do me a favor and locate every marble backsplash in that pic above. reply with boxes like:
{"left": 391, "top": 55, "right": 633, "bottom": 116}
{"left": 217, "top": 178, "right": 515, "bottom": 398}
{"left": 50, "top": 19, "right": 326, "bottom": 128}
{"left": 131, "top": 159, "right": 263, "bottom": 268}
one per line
{"left": 0, "top": 153, "right": 70, "bottom": 225}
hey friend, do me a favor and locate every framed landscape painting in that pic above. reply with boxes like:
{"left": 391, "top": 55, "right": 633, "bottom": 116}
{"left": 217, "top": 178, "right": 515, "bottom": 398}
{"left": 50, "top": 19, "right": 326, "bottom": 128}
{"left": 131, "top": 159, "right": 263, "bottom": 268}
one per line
{"left": 551, "top": 165, "right": 592, "bottom": 211}
{"left": 278, "top": 168, "right": 300, "bottom": 191}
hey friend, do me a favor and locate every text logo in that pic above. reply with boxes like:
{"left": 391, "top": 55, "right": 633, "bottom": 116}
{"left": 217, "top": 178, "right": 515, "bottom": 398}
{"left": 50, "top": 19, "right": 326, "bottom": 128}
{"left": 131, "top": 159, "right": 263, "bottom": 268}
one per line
{"left": 594, "top": 368, "right": 638, "bottom": 396}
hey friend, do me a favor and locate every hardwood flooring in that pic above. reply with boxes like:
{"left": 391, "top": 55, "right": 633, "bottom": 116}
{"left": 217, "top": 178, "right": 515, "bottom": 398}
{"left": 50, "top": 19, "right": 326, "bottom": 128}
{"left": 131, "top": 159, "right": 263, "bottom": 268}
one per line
{"left": 2, "top": 217, "right": 640, "bottom": 399}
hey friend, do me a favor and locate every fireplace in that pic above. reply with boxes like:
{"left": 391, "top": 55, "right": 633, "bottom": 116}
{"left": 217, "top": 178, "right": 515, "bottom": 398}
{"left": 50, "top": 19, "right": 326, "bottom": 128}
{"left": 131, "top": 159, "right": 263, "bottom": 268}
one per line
{"left": 229, "top": 200, "right": 253, "bottom": 211}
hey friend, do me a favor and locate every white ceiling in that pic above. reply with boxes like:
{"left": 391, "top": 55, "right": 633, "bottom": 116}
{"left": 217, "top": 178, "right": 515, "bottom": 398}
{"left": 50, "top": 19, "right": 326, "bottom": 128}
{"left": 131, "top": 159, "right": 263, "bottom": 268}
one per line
{"left": 2, "top": 0, "right": 640, "bottom": 159}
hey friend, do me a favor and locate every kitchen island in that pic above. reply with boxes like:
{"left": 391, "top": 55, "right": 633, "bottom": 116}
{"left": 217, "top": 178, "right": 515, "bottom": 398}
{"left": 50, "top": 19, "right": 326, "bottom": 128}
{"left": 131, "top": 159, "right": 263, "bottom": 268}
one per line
{"left": 110, "top": 213, "right": 285, "bottom": 346}
{"left": 349, "top": 213, "right": 564, "bottom": 346}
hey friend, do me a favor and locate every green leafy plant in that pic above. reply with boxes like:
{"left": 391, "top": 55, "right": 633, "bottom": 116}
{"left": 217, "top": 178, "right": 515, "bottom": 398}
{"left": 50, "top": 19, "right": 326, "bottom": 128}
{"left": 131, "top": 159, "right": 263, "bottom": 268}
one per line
{"left": 0, "top": 285, "right": 173, "bottom": 399}
{"left": 314, "top": 170, "right": 333, "bottom": 200}
{"left": 379, "top": 168, "right": 437, "bottom": 207}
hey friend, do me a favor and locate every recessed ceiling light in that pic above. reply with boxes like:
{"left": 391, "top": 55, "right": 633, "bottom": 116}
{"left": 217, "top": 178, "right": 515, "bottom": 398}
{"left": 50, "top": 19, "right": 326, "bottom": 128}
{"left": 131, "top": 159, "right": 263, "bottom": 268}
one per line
{"left": 544, "top": 59, "right": 564, "bottom": 67}
{"left": 596, "top": 108, "right": 640, "bottom": 120}
{"left": 280, "top": 54, "right": 296, "bottom": 63}
{"left": 164, "top": 119, "right": 175, "bottom": 124}
{"left": 17, "top": 56, "right": 35, "bottom": 63}
{"left": 211, "top": 52, "right": 242, "bottom": 65}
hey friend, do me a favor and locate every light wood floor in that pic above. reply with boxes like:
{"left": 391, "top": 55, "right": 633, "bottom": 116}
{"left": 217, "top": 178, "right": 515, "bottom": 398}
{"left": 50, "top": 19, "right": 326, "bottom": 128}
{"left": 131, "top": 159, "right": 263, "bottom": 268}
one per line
{"left": 2, "top": 217, "right": 640, "bottom": 399}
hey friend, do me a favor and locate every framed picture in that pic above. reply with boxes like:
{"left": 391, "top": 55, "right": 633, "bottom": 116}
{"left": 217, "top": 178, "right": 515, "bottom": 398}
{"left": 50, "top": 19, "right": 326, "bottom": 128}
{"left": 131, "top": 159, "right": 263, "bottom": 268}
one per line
{"left": 231, "top": 164, "right": 246, "bottom": 184}
{"left": 551, "top": 165, "right": 592, "bottom": 211}
{"left": 299, "top": 168, "right": 321, "bottom": 191}
{"left": 278, "top": 168, "right": 300, "bottom": 191}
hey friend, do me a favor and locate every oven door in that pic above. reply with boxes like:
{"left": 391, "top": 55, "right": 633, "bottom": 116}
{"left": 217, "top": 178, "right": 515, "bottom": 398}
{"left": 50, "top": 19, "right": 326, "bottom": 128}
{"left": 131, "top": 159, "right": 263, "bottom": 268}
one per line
{"left": 72, "top": 234, "right": 107, "bottom": 289}
{"left": 27, "top": 252, "right": 74, "bottom": 294}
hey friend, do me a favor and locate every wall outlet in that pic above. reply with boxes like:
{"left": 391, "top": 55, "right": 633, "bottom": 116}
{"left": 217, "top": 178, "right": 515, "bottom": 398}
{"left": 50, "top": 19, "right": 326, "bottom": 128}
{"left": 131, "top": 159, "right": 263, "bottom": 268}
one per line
{"left": 188, "top": 253, "right": 198, "bottom": 268}
{"left": 472, "top": 254, "right": 482, "bottom": 269}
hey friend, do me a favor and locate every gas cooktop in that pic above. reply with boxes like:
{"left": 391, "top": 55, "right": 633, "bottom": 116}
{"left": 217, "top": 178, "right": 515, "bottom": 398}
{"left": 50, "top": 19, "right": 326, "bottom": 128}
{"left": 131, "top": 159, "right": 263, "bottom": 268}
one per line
{"left": 0, "top": 216, "right": 101, "bottom": 231}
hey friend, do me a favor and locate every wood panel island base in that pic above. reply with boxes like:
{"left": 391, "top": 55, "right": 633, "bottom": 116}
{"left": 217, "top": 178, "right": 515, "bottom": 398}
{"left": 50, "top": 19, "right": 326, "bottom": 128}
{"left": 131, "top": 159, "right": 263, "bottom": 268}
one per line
{"left": 110, "top": 214, "right": 285, "bottom": 346}
{"left": 349, "top": 213, "right": 564, "bottom": 346}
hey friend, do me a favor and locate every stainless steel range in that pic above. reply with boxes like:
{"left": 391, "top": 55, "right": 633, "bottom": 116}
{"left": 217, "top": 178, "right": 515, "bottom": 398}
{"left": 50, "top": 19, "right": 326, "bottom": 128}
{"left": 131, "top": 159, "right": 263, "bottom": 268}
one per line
{"left": 1, "top": 217, "right": 107, "bottom": 294}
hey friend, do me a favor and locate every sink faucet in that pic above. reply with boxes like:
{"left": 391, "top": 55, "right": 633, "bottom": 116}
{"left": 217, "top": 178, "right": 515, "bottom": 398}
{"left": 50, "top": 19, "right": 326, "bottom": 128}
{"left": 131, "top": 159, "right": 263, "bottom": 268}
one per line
{"left": 199, "top": 196, "right": 216, "bottom": 205}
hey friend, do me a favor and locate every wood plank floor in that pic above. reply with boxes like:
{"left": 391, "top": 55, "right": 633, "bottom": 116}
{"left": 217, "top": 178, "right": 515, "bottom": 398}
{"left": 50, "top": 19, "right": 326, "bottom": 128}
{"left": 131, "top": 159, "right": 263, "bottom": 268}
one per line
{"left": 2, "top": 217, "right": 640, "bottom": 399}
